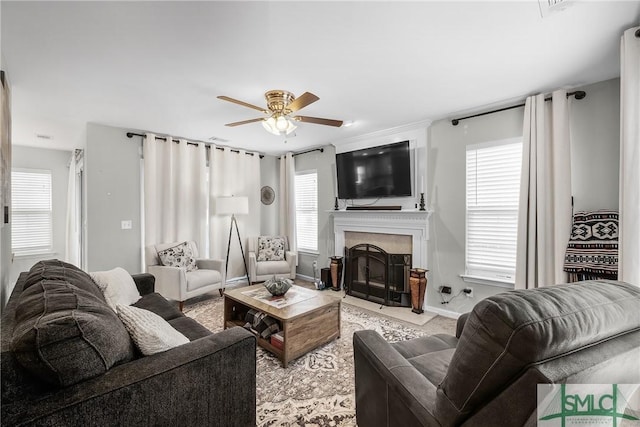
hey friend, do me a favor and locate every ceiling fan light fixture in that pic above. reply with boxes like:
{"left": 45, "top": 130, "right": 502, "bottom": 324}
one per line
{"left": 275, "top": 115, "right": 289, "bottom": 131}
{"left": 262, "top": 115, "right": 297, "bottom": 136}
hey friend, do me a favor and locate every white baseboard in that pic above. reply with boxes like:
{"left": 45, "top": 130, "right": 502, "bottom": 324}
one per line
{"left": 295, "top": 273, "right": 315, "bottom": 282}
{"left": 424, "top": 304, "right": 462, "bottom": 319}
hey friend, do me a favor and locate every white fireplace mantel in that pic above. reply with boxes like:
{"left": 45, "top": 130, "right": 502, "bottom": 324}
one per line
{"left": 330, "top": 209, "right": 433, "bottom": 269}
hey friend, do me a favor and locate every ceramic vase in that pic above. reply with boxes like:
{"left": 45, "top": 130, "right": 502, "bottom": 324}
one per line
{"left": 409, "top": 268, "right": 428, "bottom": 314}
{"left": 330, "top": 256, "right": 343, "bottom": 291}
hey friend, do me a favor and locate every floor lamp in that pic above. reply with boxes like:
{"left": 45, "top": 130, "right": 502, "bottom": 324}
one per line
{"left": 215, "top": 196, "right": 250, "bottom": 284}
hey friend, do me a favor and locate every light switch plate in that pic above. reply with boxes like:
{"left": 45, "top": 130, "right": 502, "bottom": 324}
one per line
{"left": 121, "top": 220, "right": 132, "bottom": 230}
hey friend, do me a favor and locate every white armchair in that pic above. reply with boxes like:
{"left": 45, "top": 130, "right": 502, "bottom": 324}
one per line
{"left": 145, "top": 241, "right": 226, "bottom": 311}
{"left": 248, "top": 236, "right": 297, "bottom": 284}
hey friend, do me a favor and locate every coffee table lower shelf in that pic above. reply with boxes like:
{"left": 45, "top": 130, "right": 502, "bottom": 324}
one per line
{"left": 223, "top": 289, "right": 341, "bottom": 368}
{"left": 225, "top": 320, "right": 284, "bottom": 358}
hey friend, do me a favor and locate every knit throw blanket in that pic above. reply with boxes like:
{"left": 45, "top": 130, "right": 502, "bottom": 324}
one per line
{"left": 564, "top": 210, "right": 618, "bottom": 281}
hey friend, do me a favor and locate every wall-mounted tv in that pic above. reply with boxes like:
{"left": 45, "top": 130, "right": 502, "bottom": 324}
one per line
{"left": 336, "top": 140, "right": 412, "bottom": 199}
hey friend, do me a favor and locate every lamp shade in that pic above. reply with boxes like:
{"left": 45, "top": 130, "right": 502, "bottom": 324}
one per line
{"left": 214, "top": 196, "right": 249, "bottom": 215}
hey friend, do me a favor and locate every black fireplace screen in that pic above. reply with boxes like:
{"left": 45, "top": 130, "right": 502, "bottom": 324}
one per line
{"left": 344, "top": 244, "right": 412, "bottom": 307}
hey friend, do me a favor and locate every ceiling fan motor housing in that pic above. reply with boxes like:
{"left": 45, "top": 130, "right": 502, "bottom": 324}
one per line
{"left": 265, "top": 90, "right": 295, "bottom": 115}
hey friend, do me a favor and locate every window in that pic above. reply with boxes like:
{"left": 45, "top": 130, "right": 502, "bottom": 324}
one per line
{"left": 295, "top": 171, "right": 318, "bottom": 252}
{"left": 465, "top": 139, "right": 522, "bottom": 283}
{"left": 11, "top": 169, "right": 53, "bottom": 255}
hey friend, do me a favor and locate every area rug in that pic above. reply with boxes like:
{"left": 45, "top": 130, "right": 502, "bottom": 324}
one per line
{"left": 184, "top": 295, "right": 455, "bottom": 426}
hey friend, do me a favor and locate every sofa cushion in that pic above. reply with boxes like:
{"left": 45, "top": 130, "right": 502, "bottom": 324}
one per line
{"left": 133, "top": 292, "right": 183, "bottom": 321}
{"left": 257, "top": 236, "right": 285, "bottom": 261}
{"left": 435, "top": 280, "right": 640, "bottom": 426}
{"left": 256, "top": 260, "right": 290, "bottom": 276}
{"left": 90, "top": 267, "right": 141, "bottom": 311}
{"left": 23, "top": 259, "right": 104, "bottom": 301}
{"left": 11, "top": 280, "right": 135, "bottom": 387}
{"left": 186, "top": 269, "right": 222, "bottom": 291}
{"left": 168, "top": 316, "right": 213, "bottom": 341}
{"left": 392, "top": 334, "right": 457, "bottom": 360}
{"left": 116, "top": 305, "right": 189, "bottom": 356}
{"left": 157, "top": 241, "right": 197, "bottom": 271}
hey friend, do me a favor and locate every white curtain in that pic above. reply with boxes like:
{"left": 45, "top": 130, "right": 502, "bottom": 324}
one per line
{"left": 279, "top": 152, "right": 297, "bottom": 261}
{"left": 65, "top": 150, "right": 80, "bottom": 266}
{"left": 209, "top": 147, "right": 261, "bottom": 280}
{"left": 515, "top": 90, "right": 572, "bottom": 289}
{"left": 143, "top": 133, "right": 207, "bottom": 250}
{"left": 619, "top": 27, "right": 640, "bottom": 286}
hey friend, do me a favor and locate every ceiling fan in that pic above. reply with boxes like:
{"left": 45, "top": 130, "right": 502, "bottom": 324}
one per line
{"left": 217, "top": 90, "right": 343, "bottom": 136}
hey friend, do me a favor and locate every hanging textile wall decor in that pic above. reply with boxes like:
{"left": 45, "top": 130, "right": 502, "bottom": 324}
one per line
{"left": 563, "top": 210, "right": 619, "bottom": 282}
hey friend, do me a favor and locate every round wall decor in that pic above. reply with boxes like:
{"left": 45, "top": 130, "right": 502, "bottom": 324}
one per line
{"left": 261, "top": 186, "right": 275, "bottom": 205}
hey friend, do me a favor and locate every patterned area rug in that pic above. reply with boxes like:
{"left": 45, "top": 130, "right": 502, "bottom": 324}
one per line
{"left": 184, "top": 294, "right": 456, "bottom": 426}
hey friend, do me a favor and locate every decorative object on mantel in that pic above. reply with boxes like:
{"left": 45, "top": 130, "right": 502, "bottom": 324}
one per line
{"left": 263, "top": 276, "right": 293, "bottom": 296}
{"left": 260, "top": 186, "right": 275, "bottom": 205}
{"left": 419, "top": 193, "right": 426, "bottom": 211}
{"left": 409, "top": 268, "right": 428, "bottom": 314}
{"left": 334, "top": 196, "right": 339, "bottom": 210}
{"left": 330, "top": 256, "right": 344, "bottom": 291}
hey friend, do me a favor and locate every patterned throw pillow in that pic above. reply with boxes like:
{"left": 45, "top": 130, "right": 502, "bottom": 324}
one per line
{"left": 157, "top": 242, "right": 197, "bottom": 271}
{"left": 257, "top": 236, "right": 285, "bottom": 261}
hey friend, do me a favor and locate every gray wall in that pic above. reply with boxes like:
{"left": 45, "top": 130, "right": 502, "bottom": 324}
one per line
{"left": 9, "top": 146, "right": 71, "bottom": 285}
{"left": 570, "top": 79, "right": 620, "bottom": 212}
{"left": 260, "top": 154, "right": 279, "bottom": 236}
{"left": 294, "top": 146, "right": 336, "bottom": 279}
{"left": 426, "top": 78, "right": 621, "bottom": 314}
{"left": 86, "top": 123, "right": 142, "bottom": 273}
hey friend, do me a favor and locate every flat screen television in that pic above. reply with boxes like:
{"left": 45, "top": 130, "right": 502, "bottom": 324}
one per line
{"left": 336, "top": 140, "right": 412, "bottom": 199}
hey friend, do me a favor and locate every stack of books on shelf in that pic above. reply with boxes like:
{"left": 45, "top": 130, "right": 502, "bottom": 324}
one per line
{"left": 270, "top": 332, "right": 284, "bottom": 350}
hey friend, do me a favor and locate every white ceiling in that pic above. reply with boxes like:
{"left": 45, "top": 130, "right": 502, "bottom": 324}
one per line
{"left": 2, "top": 1, "right": 639, "bottom": 155}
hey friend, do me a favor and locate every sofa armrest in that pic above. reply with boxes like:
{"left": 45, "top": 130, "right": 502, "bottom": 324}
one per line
{"left": 132, "top": 273, "right": 155, "bottom": 295}
{"left": 353, "top": 330, "right": 440, "bottom": 427}
{"left": 195, "top": 258, "right": 226, "bottom": 282}
{"left": 10, "top": 327, "right": 257, "bottom": 427}
{"left": 456, "top": 312, "right": 470, "bottom": 338}
{"left": 285, "top": 251, "right": 297, "bottom": 277}
{"left": 147, "top": 265, "right": 186, "bottom": 301}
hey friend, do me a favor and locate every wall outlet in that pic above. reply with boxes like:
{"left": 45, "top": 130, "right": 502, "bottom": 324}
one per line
{"left": 463, "top": 287, "right": 474, "bottom": 298}
{"left": 439, "top": 285, "right": 452, "bottom": 294}
{"left": 121, "top": 220, "right": 132, "bottom": 230}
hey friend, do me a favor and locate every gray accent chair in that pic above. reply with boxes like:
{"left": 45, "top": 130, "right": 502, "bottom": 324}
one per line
{"left": 146, "top": 240, "right": 225, "bottom": 310}
{"left": 353, "top": 280, "right": 640, "bottom": 427}
{"left": 247, "top": 235, "right": 297, "bottom": 284}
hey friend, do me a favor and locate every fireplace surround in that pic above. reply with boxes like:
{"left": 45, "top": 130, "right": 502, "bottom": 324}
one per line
{"left": 332, "top": 209, "right": 432, "bottom": 305}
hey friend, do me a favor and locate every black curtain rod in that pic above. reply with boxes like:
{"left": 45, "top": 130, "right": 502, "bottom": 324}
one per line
{"left": 293, "top": 147, "right": 324, "bottom": 157}
{"left": 451, "top": 90, "right": 586, "bottom": 126}
{"left": 126, "top": 132, "right": 264, "bottom": 158}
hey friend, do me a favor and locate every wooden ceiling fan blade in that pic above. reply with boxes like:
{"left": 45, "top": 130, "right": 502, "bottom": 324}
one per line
{"left": 225, "top": 118, "right": 265, "bottom": 127}
{"left": 287, "top": 92, "right": 319, "bottom": 113}
{"left": 294, "top": 116, "right": 343, "bottom": 127}
{"left": 217, "top": 96, "right": 267, "bottom": 113}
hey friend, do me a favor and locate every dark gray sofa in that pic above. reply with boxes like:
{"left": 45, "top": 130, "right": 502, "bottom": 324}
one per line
{"left": 1, "top": 260, "right": 256, "bottom": 426}
{"left": 354, "top": 280, "right": 640, "bottom": 427}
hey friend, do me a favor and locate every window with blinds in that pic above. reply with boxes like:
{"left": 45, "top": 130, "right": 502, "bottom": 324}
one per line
{"left": 466, "top": 139, "right": 522, "bottom": 282}
{"left": 11, "top": 169, "right": 53, "bottom": 255}
{"left": 295, "top": 171, "right": 318, "bottom": 252}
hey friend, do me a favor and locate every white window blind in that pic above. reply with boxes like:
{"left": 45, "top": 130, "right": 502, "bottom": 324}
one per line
{"left": 295, "top": 171, "right": 318, "bottom": 252}
{"left": 466, "top": 140, "right": 522, "bottom": 282}
{"left": 11, "top": 169, "right": 53, "bottom": 255}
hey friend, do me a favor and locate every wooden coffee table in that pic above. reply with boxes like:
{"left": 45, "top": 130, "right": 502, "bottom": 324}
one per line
{"left": 223, "top": 284, "right": 341, "bottom": 367}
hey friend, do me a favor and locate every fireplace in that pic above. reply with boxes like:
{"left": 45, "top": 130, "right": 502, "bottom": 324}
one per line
{"left": 345, "top": 243, "right": 412, "bottom": 307}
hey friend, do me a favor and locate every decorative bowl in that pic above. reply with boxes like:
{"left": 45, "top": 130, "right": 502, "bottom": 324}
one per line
{"left": 264, "top": 277, "right": 293, "bottom": 296}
